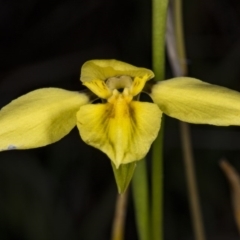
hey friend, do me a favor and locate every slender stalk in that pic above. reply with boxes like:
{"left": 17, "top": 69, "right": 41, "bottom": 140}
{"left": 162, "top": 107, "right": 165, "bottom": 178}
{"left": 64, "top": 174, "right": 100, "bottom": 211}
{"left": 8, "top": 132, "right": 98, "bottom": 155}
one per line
{"left": 173, "top": 0, "right": 187, "bottom": 75}
{"left": 132, "top": 160, "right": 150, "bottom": 240}
{"left": 134, "top": 1, "right": 169, "bottom": 239}
{"left": 180, "top": 123, "right": 206, "bottom": 240}
{"left": 220, "top": 160, "right": 240, "bottom": 236}
{"left": 166, "top": 1, "right": 206, "bottom": 240}
{"left": 111, "top": 190, "right": 129, "bottom": 240}
{"left": 152, "top": 0, "right": 169, "bottom": 80}
{"left": 151, "top": 123, "right": 164, "bottom": 240}
{"left": 152, "top": 0, "right": 168, "bottom": 240}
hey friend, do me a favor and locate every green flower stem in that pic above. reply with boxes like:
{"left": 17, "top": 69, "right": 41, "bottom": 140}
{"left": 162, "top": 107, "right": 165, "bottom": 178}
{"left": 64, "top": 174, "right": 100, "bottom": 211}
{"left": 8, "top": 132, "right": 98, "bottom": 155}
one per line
{"left": 133, "top": 1, "right": 168, "bottom": 239}
{"left": 152, "top": 0, "right": 168, "bottom": 240}
{"left": 132, "top": 160, "right": 150, "bottom": 240}
{"left": 152, "top": 0, "right": 169, "bottom": 80}
{"left": 151, "top": 122, "right": 164, "bottom": 240}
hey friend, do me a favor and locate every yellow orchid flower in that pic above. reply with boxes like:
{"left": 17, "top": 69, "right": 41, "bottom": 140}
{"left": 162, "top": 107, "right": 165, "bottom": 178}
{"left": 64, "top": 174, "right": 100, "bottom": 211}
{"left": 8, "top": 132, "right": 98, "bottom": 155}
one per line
{"left": 0, "top": 59, "right": 240, "bottom": 170}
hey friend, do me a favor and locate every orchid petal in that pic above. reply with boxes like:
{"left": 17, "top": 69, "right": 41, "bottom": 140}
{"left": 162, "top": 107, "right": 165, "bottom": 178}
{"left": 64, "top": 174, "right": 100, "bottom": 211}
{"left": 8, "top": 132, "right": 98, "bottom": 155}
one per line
{"left": 150, "top": 77, "right": 240, "bottom": 125}
{"left": 80, "top": 59, "right": 154, "bottom": 82}
{"left": 76, "top": 100, "right": 162, "bottom": 168}
{"left": 0, "top": 88, "right": 89, "bottom": 151}
{"left": 130, "top": 76, "right": 151, "bottom": 97}
{"left": 83, "top": 80, "right": 112, "bottom": 99}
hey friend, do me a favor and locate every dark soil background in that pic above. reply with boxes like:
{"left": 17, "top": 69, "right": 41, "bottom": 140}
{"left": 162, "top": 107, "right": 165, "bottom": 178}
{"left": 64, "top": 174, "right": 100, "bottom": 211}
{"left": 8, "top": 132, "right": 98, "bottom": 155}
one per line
{"left": 0, "top": 0, "right": 240, "bottom": 239}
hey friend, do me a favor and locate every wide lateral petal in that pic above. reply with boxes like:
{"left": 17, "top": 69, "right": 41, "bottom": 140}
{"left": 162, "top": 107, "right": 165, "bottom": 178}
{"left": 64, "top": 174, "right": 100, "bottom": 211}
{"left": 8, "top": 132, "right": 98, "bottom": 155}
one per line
{"left": 0, "top": 88, "right": 89, "bottom": 151}
{"left": 150, "top": 77, "right": 240, "bottom": 125}
{"left": 76, "top": 101, "right": 162, "bottom": 168}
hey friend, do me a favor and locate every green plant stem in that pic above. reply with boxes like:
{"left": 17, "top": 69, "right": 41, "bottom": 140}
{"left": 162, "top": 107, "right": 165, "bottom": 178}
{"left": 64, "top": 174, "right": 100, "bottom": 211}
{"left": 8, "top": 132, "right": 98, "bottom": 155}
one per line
{"left": 151, "top": 121, "right": 164, "bottom": 240}
{"left": 152, "top": 0, "right": 168, "bottom": 240}
{"left": 152, "top": 0, "right": 169, "bottom": 80}
{"left": 132, "top": 160, "right": 150, "bottom": 240}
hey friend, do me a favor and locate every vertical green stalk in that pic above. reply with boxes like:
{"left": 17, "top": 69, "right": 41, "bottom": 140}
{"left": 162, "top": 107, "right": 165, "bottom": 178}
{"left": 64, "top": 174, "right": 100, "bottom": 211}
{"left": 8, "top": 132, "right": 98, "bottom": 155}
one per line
{"left": 133, "top": 1, "right": 168, "bottom": 239}
{"left": 132, "top": 160, "right": 150, "bottom": 240}
{"left": 152, "top": 0, "right": 169, "bottom": 80}
{"left": 152, "top": 1, "right": 168, "bottom": 240}
{"left": 151, "top": 125, "right": 164, "bottom": 240}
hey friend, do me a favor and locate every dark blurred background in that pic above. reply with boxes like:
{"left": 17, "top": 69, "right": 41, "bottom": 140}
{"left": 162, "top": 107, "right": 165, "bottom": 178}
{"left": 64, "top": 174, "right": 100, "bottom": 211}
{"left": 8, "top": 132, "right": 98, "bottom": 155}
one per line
{"left": 1, "top": 0, "right": 240, "bottom": 239}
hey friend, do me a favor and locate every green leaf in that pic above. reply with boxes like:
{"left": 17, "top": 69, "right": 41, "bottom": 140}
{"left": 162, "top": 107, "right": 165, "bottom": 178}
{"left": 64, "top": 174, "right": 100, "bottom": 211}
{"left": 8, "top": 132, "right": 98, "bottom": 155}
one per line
{"left": 111, "top": 162, "right": 136, "bottom": 194}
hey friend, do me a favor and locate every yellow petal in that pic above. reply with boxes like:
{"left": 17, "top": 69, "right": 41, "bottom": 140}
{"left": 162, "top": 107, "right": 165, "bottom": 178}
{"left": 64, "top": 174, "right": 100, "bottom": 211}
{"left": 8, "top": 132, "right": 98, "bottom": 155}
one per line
{"left": 83, "top": 80, "right": 112, "bottom": 99}
{"left": 0, "top": 88, "right": 89, "bottom": 151}
{"left": 76, "top": 99, "right": 162, "bottom": 168}
{"left": 130, "top": 75, "right": 150, "bottom": 96}
{"left": 150, "top": 77, "right": 240, "bottom": 125}
{"left": 80, "top": 59, "right": 154, "bottom": 82}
